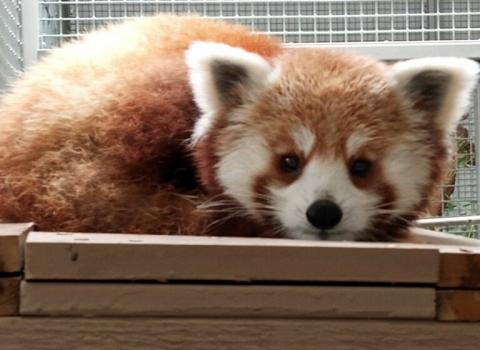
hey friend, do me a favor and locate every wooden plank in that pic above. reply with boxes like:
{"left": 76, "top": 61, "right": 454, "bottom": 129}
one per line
{"left": 1, "top": 317, "right": 480, "bottom": 350}
{"left": 20, "top": 282, "right": 435, "bottom": 319}
{"left": 0, "top": 277, "right": 20, "bottom": 316}
{"left": 437, "top": 290, "right": 480, "bottom": 321}
{"left": 407, "top": 227, "right": 480, "bottom": 246}
{"left": 25, "top": 232, "right": 439, "bottom": 283}
{"left": 0, "top": 223, "right": 34, "bottom": 273}
{"left": 438, "top": 246, "right": 480, "bottom": 288}
{"left": 404, "top": 229, "right": 480, "bottom": 288}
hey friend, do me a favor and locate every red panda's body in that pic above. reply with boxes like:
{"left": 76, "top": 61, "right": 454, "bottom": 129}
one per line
{"left": 0, "top": 16, "right": 280, "bottom": 235}
{"left": 0, "top": 15, "right": 477, "bottom": 240}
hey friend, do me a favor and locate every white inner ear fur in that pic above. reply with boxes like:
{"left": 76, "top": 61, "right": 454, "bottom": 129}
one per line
{"left": 185, "top": 41, "right": 277, "bottom": 143}
{"left": 390, "top": 57, "right": 479, "bottom": 132}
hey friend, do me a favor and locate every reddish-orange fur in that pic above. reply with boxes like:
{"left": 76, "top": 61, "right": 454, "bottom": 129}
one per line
{"left": 0, "top": 16, "right": 280, "bottom": 234}
{"left": 0, "top": 15, "right": 471, "bottom": 241}
{"left": 200, "top": 49, "right": 455, "bottom": 240}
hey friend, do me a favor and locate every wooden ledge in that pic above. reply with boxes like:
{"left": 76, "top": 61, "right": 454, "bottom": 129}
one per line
{"left": 0, "top": 223, "right": 33, "bottom": 273}
{"left": 0, "top": 224, "right": 479, "bottom": 322}
{"left": 0, "top": 277, "right": 20, "bottom": 316}
{"left": 1, "top": 318, "right": 480, "bottom": 350}
{"left": 438, "top": 290, "right": 480, "bottom": 321}
{"left": 20, "top": 282, "right": 435, "bottom": 319}
{"left": 24, "top": 231, "right": 439, "bottom": 283}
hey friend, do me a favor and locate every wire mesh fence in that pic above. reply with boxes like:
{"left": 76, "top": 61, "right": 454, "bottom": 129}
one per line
{"left": 0, "top": 0, "right": 23, "bottom": 93}
{"left": 2, "top": 1, "right": 480, "bottom": 236}
{"left": 37, "top": 0, "right": 480, "bottom": 51}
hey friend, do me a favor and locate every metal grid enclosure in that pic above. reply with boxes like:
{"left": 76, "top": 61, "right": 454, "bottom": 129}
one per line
{"left": 3, "top": 1, "right": 480, "bottom": 236}
{"left": 37, "top": 0, "right": 480, "bottom": 51}
{"left": 0, "top": 0, "right": 22, "bottom": 92}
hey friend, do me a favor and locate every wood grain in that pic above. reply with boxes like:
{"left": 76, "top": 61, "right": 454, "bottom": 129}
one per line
{"left": 1, "top": 317, "right": 480, "bottom": 350}
{"left": 0, "top": 277, "right": 20, "bottom": 316}
{"left": 437, "top": 290, "right": 480, "bottom": 321}
{"left": 0, "top": 223, "right": 34, "bottom": 273}
{"left": 20, "top": 282, "right": 435, "bottom": 319}
{"left": 25, "top": 232, "right": 439, "bottom": 283}
{"left": 438, "top": 246, "right": 480, "bottom": 288}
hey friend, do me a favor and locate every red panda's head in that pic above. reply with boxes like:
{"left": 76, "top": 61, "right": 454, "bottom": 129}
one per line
{"left": 186, "top": 42, "right": 479, "bottom": 241}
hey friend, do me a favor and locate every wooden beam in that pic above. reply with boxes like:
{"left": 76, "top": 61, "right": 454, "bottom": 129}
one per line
{"left": 0, "top": 223, "right": 33, "bottom": 273}
{"left": 438, "top": 246, "right": 480, "bottom": 288}
{"left": 20, "top": 282, "right": 435, "bottom": 319}
{"left": 1, "top": 317, "right": 480, "bottom": 349}
{"left": 402, "top": 229, "right": 480, "bottom": 289}
{"left": 0, "top": 277, "right": 20, "bottom": 316}
{"left": 437, "top": 290, "right": 480, "bottom": 321}
{"left": 25, "top": 232, "right": 439, "bottom": 283}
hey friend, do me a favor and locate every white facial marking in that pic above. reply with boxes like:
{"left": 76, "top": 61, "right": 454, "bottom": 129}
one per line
{"left": 217, "top": 132, "right": 270, "bottom": 216}
{"left": 270, "top": 157, "right": 380, "bottom": 241}
{"left": 346, "top": 132, "right": 371, "bottom": 158}
{"left": 292, "top": 127, "right": 316, "bottom": 155}
{"left": 382, "top": 135, "right": 432, "bottom": 212}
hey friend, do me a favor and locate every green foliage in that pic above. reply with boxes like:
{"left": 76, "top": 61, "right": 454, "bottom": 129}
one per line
{"left": 441, "top": 132, "right": 477, "bottom": 238}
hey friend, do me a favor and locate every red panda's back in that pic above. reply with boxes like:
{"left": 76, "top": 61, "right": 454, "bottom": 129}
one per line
{"left": 0, "top": 16, "right": 281, "bottom": 233}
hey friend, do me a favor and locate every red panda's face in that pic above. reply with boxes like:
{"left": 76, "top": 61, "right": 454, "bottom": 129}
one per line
{"left": 187, "top": 43, "right": 479, "bottom": 241}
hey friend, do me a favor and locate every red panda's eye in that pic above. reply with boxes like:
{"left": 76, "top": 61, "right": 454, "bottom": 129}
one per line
{"left": 350, "top": 159, "right": 372, "bottom": 178}
{"left": 279, "top": 154, "right": 302, "bottom": 174}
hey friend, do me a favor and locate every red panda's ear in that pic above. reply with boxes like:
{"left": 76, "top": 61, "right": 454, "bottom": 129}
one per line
{"left": 390, "top": 57, "right": 479, "bottom": 132}
{"left": 186, "top": 41, "right": 275, "bottom": 141}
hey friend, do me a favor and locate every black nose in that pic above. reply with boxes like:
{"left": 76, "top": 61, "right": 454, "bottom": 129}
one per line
{"left": 306, "top": 200, "right": 343, "bottom": 230}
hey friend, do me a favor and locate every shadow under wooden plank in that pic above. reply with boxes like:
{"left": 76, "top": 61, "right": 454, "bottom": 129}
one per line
{"left": 438, "top": 290, "right": 480, "bottom": 321}
{"left": 0, "top": 277, "right": 20, "bottom": 316}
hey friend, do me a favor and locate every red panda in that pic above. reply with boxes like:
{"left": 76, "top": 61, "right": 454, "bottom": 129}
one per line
{"left": 0, "top": 15, "right": 478, "bottom": 241}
